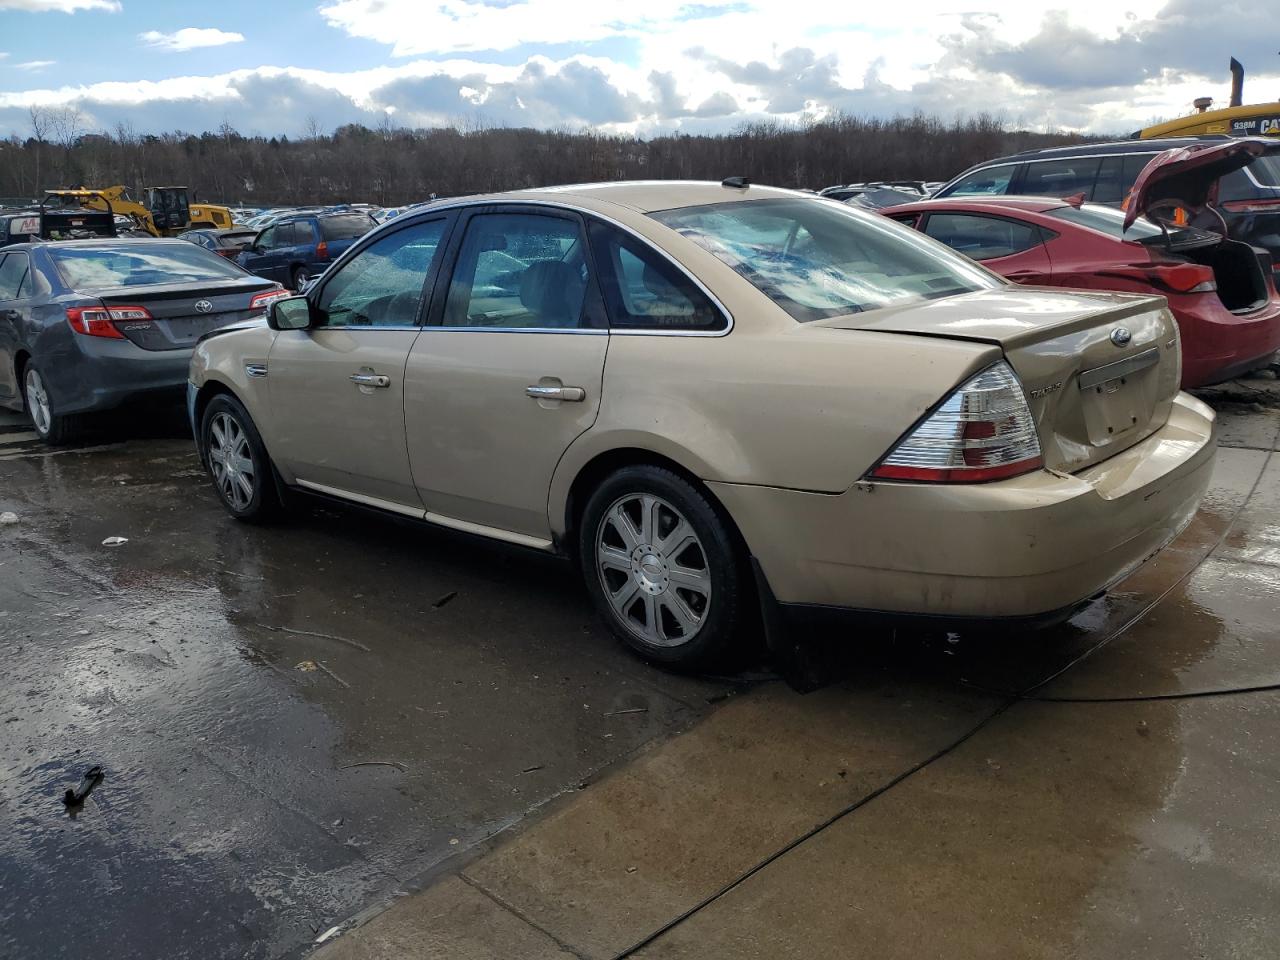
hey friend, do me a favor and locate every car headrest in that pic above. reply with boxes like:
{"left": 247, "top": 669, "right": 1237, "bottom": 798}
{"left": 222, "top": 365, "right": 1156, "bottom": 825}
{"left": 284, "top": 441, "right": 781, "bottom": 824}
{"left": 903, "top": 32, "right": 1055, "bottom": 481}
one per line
{"left": 519, "top": 260, "right": 579, "bottom": 326}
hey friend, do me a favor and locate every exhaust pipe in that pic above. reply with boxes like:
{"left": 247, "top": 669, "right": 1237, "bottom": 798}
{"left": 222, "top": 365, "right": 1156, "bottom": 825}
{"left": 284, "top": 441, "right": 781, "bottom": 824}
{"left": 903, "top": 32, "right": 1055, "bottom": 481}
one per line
{"left": 1229, "top": 57, "right": 1244, "bottom": 108}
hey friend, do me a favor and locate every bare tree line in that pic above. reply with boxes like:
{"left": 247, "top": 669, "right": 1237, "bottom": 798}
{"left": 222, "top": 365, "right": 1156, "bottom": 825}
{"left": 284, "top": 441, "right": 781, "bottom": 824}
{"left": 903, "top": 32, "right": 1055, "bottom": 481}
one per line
{"left": 0, "top": 109, "right": 1097, "bottom": 207}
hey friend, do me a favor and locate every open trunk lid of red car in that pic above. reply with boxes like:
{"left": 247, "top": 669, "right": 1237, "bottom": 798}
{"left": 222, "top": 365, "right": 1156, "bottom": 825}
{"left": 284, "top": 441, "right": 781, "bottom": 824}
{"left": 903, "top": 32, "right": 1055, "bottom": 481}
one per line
{"left": 1124, "top": 138, "right": 1280, "bottom": 230}
{"left": 813, "top": 287, "right": 1183, "bottom": 474}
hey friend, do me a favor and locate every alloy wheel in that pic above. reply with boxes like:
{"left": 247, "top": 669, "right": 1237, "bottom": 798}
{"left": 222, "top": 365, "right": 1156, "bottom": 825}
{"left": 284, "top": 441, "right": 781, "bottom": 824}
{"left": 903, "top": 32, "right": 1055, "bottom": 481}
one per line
{"left": 24, "top": 368, "right": 51, "bottom": 436}
{"left": 208, "top": 411, "right": 257, "bottom": 511}
{"left": 595, "top": 493, "right": 712, "bottom": 647}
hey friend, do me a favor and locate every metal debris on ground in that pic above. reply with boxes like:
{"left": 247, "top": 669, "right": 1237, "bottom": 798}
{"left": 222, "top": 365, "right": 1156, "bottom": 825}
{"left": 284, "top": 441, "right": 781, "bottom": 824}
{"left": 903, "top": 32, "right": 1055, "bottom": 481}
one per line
{"left": 0, "top": 512, "right": 17, "bottom": 524}
{"left": 340, "top": 760, "right": 407, "bottom": 773}
{"left": 101, "top": 536, "right": 129, "bottom": 546}
{"left": 603, "top": 707, "right": 649, "bottom": 717}
{"left": 62, "top": 765, "right": 104, "bottom": 807}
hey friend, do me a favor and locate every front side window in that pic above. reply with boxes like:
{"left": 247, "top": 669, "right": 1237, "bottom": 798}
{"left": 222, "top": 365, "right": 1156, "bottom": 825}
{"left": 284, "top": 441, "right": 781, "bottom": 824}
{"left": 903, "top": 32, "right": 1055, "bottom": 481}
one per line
{"left": 1021, "top": 158, "right": 1102, "bottom": 197}
{"left": 443, "top": 213, "right": 588, "bottom": 329}
{"left": 922, "top": 214, "right": 1043, "bottom": 261}
{"left": 588, "top": 221, "right": 724, "bottom": 331}
{"left": 256, "top": 226, "right": 277, "bottom": 250}
{"left": 316, "top": 219, "right": 449, "bottom": 328}
{"left": 943, "top": 164, "right": 1017, "bottom": 197}
{"left": 50, "top": 243, "right": 244, "bottom": 290}
{"left": 650, "top": 198, "right": 998, "bottom": 322}
{"left": 0, "top": 253, "right": 28, "bottom": 300}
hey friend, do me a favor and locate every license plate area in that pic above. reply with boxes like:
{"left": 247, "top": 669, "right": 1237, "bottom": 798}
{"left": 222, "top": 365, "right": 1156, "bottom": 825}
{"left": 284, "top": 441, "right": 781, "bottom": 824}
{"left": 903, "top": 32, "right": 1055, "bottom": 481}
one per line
{"left": 1078, "top": 347, "right": 1161, "bottom": 446}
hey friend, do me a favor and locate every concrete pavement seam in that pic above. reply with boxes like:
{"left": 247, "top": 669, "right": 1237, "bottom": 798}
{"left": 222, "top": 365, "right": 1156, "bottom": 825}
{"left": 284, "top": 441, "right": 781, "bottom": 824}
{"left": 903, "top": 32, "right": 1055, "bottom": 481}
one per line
{"left": 457, "top": 871, "right": 596, "bottom": 960}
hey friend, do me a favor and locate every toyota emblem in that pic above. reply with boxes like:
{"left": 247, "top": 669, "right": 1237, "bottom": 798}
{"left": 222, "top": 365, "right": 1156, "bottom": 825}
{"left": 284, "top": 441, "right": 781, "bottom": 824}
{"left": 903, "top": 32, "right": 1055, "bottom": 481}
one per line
{"left": 1110, "top": 327, "right": 1132, "bottom": 347}
{"left": 194, "top": 299, "right": 214, "bottom": 314}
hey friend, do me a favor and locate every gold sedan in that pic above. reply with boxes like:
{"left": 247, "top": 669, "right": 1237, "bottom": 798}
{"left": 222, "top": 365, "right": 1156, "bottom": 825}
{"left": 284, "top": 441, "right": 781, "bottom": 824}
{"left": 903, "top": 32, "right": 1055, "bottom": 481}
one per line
{"left": 188, "top": 181, "right": 1216, "bottom": 668}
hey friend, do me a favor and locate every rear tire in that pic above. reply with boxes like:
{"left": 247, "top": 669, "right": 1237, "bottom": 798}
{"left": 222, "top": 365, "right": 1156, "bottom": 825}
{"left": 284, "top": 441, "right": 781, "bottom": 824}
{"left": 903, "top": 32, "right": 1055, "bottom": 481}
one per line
{"left": 291, "top": 266, "right": 309, "bottom": 292}
{"left": 22, "top": 362, "right": 79, "bottom": 445}
{"left": 578, "top": 465, "right": 750, "bottom": 669}
{"left": 199, "top": 394, "right": 281, "bottom": 523}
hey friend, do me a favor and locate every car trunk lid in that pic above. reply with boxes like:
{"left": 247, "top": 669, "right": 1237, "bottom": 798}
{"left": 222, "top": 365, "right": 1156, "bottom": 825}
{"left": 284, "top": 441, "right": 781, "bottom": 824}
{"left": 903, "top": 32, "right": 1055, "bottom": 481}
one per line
{"left": 1124, "top": 138, "right": 1280, "bottom": 230}
{"left": 813, "top": 287, "right": 1182, "bottom": 473}
{"left": 91, "top": 279, "right": 277, "bottom": 351}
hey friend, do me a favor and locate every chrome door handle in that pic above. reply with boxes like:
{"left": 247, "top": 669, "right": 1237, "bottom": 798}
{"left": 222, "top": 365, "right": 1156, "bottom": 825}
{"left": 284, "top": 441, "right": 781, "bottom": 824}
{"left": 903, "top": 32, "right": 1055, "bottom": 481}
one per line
{"left": 350, "top": 373, "right": 391, "bottom": 388}
{"left": 526, "top": 384, "right": 585, "bottom": 402}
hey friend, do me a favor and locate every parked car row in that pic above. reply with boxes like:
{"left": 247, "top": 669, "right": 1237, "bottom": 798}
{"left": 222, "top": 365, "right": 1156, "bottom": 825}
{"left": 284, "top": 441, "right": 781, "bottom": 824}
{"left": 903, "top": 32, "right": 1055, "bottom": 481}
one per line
{"left": 182, "top": 179, "right": 1216, "bottom": 671}
{"left": 8, "top": 142, "right": 1275, "bottom": 673}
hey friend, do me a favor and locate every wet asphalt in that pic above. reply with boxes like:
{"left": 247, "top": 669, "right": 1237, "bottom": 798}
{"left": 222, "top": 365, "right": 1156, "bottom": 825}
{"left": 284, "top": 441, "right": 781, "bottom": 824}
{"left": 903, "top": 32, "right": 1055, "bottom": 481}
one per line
{"left": 2, "top": 383, "right": 1280, "bottom": 960}
{"left": 0, "top": 405, "right": 740, "bottom": 959}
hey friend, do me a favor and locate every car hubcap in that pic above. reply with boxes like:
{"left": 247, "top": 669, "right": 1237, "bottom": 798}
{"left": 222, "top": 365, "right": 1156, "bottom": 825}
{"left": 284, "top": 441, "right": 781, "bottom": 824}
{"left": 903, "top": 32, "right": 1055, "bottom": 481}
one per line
{"left": 24, "top": 369, "right": 51, "bottom": 435}
{"left": 208, "top": 412, "right": 256, "bottom": 511}
{"left": 596, "top": 493, "right": 712, "bottom": 647}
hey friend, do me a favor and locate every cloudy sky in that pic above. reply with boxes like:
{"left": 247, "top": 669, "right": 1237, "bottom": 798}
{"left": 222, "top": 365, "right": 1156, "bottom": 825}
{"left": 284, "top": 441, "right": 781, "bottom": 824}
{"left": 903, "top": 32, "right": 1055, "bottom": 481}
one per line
{"left": 0, "top": 0, "right": 1276, "bottom": 139}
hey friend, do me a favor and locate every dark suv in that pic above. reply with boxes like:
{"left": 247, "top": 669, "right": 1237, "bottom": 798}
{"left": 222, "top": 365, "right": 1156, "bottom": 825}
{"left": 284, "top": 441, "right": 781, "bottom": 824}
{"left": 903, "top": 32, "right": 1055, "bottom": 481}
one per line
{"left": 934, "top": 136, "right": 1280, "bottom": 273}
{"left": 236, "top": 211, "right": 376, "bottom": 290}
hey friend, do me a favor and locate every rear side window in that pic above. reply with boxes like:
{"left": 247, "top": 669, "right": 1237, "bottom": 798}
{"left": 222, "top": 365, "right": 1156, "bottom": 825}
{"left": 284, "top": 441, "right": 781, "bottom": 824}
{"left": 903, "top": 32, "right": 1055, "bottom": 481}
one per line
{"left": 1021, "top": 158, "right": 1101, "bottom": 197}
{"left": 942, "top": 164, "right": 1017, "bottom": 197}
{"left": 0, "top": 253, "right": 29, "bottom": 300}
{"left": 288, "top": 221, "right": 314, "bottom": 245}
{"left": 50, "top": 243, "right": 244, "bottom": 289}
{"left": 923, "top": 214, "right": 1042, "bottom": 261}
{"left": 588, "top": 221, "right": 725, "bottom": 331}
{"left": 1092, "top": 157, "right": 1126, "bottom": 204}
{"left": 320, "top": 214, "right": 375, "bottom": 241}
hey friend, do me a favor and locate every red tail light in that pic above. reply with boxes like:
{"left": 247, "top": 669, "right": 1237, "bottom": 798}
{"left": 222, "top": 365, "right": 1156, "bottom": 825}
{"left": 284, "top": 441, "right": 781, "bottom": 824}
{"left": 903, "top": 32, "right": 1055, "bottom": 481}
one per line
{"left": 869, "top": 361, "right": 1043, "bottom": 484}
{"left": 315, "top": 240, "right": 329, "bottom": 260}
{"left": 1097, "top": 263, "right": 1216, "bottom": 294}
{"left": 66, "top": 305, "right": 152, "bottom": 339}
{"left": 249, "top": 288, "right": 291, "bottom": 312}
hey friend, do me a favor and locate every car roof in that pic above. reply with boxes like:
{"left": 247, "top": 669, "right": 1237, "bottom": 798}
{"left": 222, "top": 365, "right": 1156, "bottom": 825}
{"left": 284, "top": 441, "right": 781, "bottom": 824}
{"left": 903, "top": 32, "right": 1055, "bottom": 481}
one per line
{"left": 961, "top": 136, "right": 1233, "bottom": 171}
{"left": 888, "top": 196, "right": 1071, "bottom": 215}
{"left": 420, "top": 180, "right": 807, "bottom": 214}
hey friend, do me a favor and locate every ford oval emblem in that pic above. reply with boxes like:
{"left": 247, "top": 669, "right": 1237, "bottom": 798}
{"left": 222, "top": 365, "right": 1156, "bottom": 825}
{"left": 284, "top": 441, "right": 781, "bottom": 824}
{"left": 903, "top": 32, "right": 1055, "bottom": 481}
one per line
{"left": 1110, "top": 327, "right": 1132, "bottom": 347}
{"left": 194, "top": 299, "right": 214, "bottom": 314}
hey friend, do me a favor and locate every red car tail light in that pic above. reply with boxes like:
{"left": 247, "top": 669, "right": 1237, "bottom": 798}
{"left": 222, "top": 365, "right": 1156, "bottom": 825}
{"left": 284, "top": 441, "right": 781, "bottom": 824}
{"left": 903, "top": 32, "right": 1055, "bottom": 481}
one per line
{"left": 249, "top": 288, "right": 291, "bottom": 312}
{"left": 1097, "top": 263, "right": 1216, "bottom": 294}
{"left": 65, "top": 305, "right": 152, "bottom": 339}
{"left": 315, "top": 240, "right": 330, "bottom": 260}
{"left": 869, "top": 361, "right": 1043, "bottom": 484}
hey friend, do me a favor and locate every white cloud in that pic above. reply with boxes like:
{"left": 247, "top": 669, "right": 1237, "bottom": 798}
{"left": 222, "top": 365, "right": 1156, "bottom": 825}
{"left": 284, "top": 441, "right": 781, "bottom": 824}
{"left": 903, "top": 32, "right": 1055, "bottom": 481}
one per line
{"left": 14, "top": 60, "right": 56, "bottom": 70}
{"left": 0, "top": 0, "right": 119, "bottom": 11}
{"left": 0, "top": 0, "right": 1273, "bottom": 139}
{"left": 139, "top": 27, "right": 246, "bottom": 52}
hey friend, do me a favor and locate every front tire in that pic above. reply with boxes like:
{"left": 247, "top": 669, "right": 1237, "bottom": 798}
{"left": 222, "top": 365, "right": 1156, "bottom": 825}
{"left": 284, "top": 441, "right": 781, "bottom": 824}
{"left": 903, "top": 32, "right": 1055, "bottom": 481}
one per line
{"left": 200, "top": 394, "right": 280, "bottom": 522}
{"left": 23, "top": 362, "right": 79, "bottom": 445}
{"left": 578, "top": 465, "right": 750, "bottom": 669}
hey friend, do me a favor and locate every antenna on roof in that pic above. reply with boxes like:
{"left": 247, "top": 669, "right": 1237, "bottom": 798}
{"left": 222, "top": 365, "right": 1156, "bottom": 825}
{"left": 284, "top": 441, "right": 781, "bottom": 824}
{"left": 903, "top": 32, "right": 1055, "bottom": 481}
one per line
{"left": 721, "top": 176, "right": 750, "bottom": 189}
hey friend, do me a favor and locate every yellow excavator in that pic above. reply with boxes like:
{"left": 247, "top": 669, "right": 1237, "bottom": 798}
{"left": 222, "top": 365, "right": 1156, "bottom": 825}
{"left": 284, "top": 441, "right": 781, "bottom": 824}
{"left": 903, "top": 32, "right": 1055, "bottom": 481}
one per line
{"left": 43, "top": 185, "right": 237, "bottom": 237}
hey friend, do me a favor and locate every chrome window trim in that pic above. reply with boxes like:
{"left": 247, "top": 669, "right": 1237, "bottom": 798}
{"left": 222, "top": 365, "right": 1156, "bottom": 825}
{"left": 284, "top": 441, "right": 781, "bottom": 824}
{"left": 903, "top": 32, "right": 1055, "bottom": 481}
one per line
{"left": 403, "top": 198, "right": 736, "bottom": 338}
{"left": 426, "top": 326, "right": 608, "bottom": 335}
{"left": 310, "top": 323, "right": 423, "bottom": 332}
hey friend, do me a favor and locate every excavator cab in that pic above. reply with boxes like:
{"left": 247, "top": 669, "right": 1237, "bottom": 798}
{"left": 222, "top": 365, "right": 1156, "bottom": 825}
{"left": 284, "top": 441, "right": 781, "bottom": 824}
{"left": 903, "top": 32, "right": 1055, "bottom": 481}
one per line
{"left": 145, "top": 187, "right": 191, "bottom": 233}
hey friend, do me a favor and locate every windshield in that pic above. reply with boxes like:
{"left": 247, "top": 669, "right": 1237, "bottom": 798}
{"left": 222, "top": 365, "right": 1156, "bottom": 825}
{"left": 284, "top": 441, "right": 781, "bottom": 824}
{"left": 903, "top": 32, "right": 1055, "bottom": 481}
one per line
{"left": 51, "top": 242, "right": 247, "bottom": 289}
{"left": 649, "top": 198, "right": 999, "bottom": 321}
{"left": 1044, "top": 204, "right": 1215, "bottom": 244}
{"left": 320, "top": 214, "right": 376, "bottom": 241}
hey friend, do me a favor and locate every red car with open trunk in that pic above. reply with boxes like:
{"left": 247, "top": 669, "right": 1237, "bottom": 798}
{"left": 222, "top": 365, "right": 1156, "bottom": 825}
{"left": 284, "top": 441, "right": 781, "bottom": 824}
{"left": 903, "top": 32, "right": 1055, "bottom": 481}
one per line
{"left": 885, "top": 140, "right": 1280, "bottom": 387}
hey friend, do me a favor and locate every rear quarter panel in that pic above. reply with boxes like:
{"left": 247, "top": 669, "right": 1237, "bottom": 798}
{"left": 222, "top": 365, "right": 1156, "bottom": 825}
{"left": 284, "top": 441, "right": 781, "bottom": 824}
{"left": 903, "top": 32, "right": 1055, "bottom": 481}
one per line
{"left": 548, "top": 324, "right": 1000, "bottom": 537}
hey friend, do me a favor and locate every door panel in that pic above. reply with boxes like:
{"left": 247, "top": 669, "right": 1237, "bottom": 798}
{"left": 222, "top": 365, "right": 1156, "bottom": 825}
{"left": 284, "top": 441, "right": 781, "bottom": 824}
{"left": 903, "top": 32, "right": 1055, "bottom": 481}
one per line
{"left": 404, "top": 207, "right": 607, "bottom": 540}
{"left": 0, "top": 253, "right": 21, "bottom": 400}
{"left": 264, "top": 215, "right": 453, "bottom": 509}
{"left": 404, "top": 331, "right": 607, "bottom": 537}
{"left": 268, "top": 329, "right": 422, "bottom": 508}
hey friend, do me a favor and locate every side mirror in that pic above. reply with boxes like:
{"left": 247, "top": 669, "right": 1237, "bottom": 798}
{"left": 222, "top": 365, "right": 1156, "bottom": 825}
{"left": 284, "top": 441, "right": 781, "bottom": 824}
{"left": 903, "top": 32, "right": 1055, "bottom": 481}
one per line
{"left": 270, "top": 296, "right": 315, "bottom": 331}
